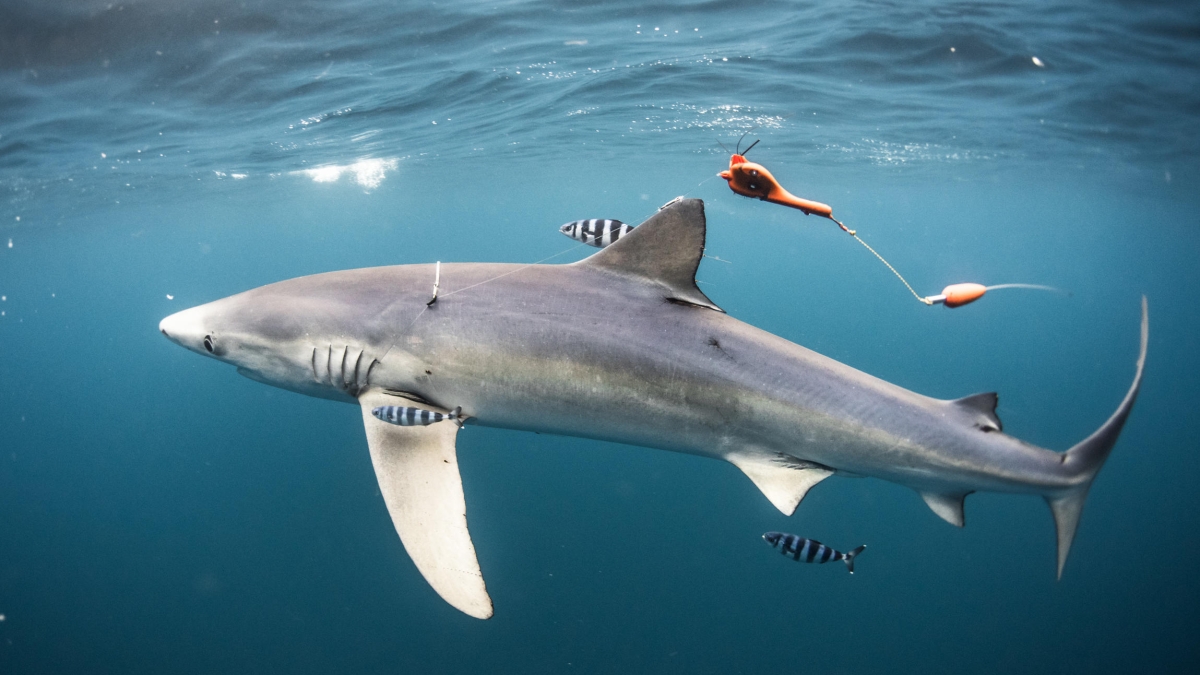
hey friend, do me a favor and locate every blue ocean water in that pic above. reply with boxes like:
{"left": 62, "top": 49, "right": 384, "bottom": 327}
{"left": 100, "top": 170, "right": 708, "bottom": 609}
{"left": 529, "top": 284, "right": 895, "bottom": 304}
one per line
{"left": 2, "top": 0, "right": 1199, "bottom": 672}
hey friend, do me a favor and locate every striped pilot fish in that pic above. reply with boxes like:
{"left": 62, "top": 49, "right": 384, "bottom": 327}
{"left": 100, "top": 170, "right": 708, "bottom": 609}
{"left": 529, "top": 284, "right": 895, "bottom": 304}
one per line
{"left": 372, "top": 405, "right": 463, "bottom": 427}
{"left": 559, "top": 219, "right": 633, "bottom": 248}
{"left": 762, "top": 532, "right": 867, "bottom": 574}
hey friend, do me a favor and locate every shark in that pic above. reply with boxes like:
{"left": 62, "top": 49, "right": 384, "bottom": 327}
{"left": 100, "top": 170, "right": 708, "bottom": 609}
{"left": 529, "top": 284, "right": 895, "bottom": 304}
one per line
{"left": 158, "top": 199, "right": 1147, "bottom": 619}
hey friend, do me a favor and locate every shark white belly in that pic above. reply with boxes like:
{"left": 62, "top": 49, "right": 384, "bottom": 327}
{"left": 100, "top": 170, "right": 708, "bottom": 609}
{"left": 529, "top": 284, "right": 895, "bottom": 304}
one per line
{"left": 159, "top": 199, "right": 1147, "bottom": 619}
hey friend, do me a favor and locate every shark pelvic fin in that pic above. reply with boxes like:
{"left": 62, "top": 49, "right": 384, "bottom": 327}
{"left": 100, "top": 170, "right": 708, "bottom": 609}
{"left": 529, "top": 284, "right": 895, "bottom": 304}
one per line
{"left": 727, "top": 452, "right": 833, "bottom": 515}
{"left": 920, "top": 490, "right": 969, "bottom": 527}
{"left": 948, "top": 392, "right": 1002, "bottom": 432}
{"left": 580, "top": 198, "right": 723, "bottom": 312}
{"left": 358, "top": 390, "right": 493, "bottom": 619}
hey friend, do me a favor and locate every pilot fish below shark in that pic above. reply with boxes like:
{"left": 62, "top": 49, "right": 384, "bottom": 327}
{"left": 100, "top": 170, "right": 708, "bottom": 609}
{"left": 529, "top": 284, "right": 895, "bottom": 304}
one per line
{"left": 158, "top": 199, "right": 1147, "bottom": 619}
{"left": 762, "top": 532, "right": 867, "bottom": 574}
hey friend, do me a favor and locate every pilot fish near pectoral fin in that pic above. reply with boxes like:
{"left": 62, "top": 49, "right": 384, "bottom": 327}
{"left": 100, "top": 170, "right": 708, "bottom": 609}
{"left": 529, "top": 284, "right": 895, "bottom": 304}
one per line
{"left": 357, "top": 390, "right": 492, "bottom": 619}
{"left": 578, "top": 198, "right": 722, "bottom": 312}
{"left": 727, "top": 452, "right": 834, "bottom": 516}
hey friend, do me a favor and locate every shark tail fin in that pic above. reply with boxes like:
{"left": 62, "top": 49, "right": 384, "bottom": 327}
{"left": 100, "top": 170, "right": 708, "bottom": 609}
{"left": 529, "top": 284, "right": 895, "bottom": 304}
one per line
{"left": 1047, "top": 296, "right": 1148, "bottom": 580}
{"left": 843, "top": 545, "right": 866, "bottom": 574}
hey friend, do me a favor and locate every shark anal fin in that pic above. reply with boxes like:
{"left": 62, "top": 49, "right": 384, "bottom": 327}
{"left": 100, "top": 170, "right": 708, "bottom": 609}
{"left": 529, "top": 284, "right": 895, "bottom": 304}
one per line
{"left": 358, "top": 391, "right": 493, "bottom": 619}
{"left": 727, "top": 452, "right": 833, "bottom": 516}
{"left": 920, "top": 490, "right": 969, "bottom": 527}
{"left": 949, "top": 392, "right": 1002, "bottom": 432}
{"left": 580, "top": 198, "right": 722, "bottom": 312}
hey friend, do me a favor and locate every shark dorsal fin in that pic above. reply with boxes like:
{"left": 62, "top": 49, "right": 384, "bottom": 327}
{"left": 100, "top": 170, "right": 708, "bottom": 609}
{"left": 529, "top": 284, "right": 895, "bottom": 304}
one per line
{"left": 579, "top": 198, "right": 722, "bottom": 312}
{"left": 950, "top": 392, "right": 1002, "bottom": 432}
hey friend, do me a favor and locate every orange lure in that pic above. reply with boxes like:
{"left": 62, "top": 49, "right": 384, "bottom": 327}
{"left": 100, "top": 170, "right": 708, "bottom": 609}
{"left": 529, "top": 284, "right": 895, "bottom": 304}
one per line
{"left": 719, "top": 154, "right": 833, "bottom": 217}
{"left": 718, "top": 152, "right": 854, "bottom": 233}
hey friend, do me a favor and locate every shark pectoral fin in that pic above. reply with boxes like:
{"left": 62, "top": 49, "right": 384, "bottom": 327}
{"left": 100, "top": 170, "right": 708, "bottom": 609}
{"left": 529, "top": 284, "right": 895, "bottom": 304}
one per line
{"left": 919, "top": 491, "right": 970, "bottom": 527}
{"left": 727, "top": 453, "right": 833, "bottom": 516}
{"left": 580, "top": 198, "right": 723, "bottom": 312}
{"left": 358, "top": 392, "right": 493, "bottom": 619}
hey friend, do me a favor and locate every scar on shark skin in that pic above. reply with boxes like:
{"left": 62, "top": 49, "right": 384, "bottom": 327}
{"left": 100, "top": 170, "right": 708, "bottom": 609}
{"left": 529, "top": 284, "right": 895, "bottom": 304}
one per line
{"left": 707, "top": 336, "right": 736, "bottom": 362}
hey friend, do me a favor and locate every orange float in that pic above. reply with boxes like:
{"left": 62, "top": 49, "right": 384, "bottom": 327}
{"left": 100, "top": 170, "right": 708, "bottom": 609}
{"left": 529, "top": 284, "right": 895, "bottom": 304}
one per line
{"left": 927, "top": 283, "right": 988, "bottom": 308}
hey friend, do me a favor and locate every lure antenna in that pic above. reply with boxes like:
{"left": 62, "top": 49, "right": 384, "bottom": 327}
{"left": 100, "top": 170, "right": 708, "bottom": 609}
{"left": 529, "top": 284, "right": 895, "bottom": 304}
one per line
{"left": 716, "top": 138, "right": 731, "bottom": 154}
{"left": 741, "top": 139, "right": 760, "bottom": 156}
{"left": 735, "top": 126, "right": 762, "bottom": 155}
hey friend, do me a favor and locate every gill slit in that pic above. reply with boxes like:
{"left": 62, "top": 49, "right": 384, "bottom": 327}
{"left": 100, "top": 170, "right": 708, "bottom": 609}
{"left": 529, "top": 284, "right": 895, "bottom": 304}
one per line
{"left": 352, "top": 349, "right": 365, "bottom": 394}
{"left": 326, "top": 345, "right": 333, "bottom": 387}
{"left": 365, "top": 358, "right": 381, "bottom": 390}
{"left": 340, "top": 345, "right": 351, "bottom": 389}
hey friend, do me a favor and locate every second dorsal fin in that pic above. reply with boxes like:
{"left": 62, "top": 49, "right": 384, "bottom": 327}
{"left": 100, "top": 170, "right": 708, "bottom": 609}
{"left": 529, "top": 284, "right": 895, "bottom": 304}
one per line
{"left": 949, "top": 392, "right": 1002, "bottom": 432}
{"left": 578, "top": 198, "right": 722, "bottom": 312}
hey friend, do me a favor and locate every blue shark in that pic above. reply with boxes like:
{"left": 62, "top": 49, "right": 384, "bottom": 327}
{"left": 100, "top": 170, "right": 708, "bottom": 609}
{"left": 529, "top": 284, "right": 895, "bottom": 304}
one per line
{"left": 159, "top": 199, "right": 1146, "bottom": 619}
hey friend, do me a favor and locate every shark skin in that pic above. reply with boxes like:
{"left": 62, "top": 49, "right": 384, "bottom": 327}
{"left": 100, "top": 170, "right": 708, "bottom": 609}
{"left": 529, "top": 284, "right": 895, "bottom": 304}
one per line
{"left": 159, "top": 199, "right": 1147, "bottom": 618}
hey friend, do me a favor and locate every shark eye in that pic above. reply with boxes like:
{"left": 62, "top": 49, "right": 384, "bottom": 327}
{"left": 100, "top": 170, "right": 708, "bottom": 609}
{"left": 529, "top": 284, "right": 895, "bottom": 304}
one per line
{"left": 203, "top": 335, "right": 215, "bottom": 353}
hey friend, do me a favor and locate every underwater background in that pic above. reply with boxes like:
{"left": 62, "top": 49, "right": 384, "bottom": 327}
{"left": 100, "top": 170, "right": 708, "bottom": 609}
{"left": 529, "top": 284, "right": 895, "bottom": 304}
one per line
{"left": 2, "top": 0, "right": 1198, "bottom": 672}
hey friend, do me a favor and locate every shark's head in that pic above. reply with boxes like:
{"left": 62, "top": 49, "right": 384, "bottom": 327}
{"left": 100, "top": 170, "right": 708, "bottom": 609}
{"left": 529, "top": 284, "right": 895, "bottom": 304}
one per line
{"left": 159, "top": 300, "right": 232, "bottom": 361}
{"left": 159, "top": 288, "right": 346, "bottom": 399}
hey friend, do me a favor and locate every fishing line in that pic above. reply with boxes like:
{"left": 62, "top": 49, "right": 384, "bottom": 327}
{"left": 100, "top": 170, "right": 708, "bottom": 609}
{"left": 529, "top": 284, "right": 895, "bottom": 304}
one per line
{"left": 829, "top": 216, "right": 931, "bottom": 304}
{"left": 436, "top": 172, "right": 731, "bottom": 303}
{"left": 832, "top": 222, "right": 1065, "bottom": 306}
{"left": 375, "top": 242, "right": 589, "bottom": 366}
{"left": 443, "top": 171, "right": 726, "bottom": 303}
{"left": 438, "top": 242, "right": 589, "bottom": 300}
{"left": 634, "top": 173, "right": 721, "bottom": 224}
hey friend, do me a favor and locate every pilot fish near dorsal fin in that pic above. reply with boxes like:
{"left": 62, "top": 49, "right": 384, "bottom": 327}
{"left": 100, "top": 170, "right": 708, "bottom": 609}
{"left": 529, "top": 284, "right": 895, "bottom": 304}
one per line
{"left": 948, "top": 392, "right": 1002, "bottom": 432}
{"left": 578, "top": 198, "right": 722, "bottom": 312}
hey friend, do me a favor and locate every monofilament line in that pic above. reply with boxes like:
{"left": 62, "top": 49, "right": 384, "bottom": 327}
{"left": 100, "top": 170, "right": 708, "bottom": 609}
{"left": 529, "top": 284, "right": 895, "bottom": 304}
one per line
{"left": 830, "top": 216, "right": 929, "bottom": 304}
{"left": 439, "top": 242, "right": 589, "bottom": 300}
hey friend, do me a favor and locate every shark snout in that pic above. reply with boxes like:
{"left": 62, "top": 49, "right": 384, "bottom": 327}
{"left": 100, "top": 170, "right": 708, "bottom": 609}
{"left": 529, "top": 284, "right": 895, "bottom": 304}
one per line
{"left": 159, "top": 306, "right": 211, "bottom": 355}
